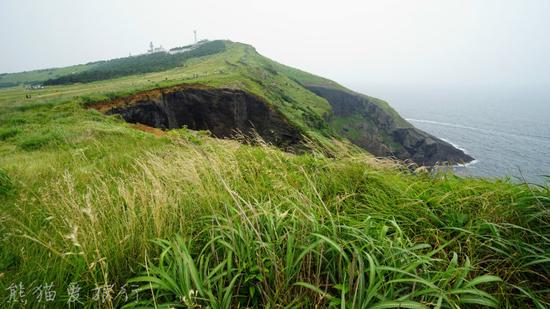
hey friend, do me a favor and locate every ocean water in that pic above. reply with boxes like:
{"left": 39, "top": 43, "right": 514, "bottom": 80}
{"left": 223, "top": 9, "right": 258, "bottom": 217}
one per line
{"left": 355, "top": 84, "right": 550, "bottom": 185}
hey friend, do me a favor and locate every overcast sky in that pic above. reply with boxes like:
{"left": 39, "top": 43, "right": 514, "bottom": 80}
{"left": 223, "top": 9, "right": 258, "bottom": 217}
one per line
{"left": 1, "top": 0, "right": 550, "bottom": 88}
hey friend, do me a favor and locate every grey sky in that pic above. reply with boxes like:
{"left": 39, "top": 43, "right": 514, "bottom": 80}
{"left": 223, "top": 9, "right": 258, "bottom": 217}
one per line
{"left": 1, "top": 0, "right": 550, "bottom": 87}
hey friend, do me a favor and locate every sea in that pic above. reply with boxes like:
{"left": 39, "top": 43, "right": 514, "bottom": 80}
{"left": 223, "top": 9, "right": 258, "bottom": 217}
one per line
{"left": 355, "top": 83, "right": 550, "bottom": 185}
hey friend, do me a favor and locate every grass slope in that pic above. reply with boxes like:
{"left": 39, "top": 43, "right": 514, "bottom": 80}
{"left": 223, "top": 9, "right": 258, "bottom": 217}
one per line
{"left": 43, "top": 40, "right": 226, "bottom": 85}
{"left": 0, "top": 64, "right": 95, "bottom": 88}
{"left": 0, "top": 41, "right": 548, "bottom": 308}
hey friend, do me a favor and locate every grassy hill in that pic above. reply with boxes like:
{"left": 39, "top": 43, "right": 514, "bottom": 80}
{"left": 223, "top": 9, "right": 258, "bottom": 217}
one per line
{"left": 0, "top": 40, "right": 548, "bottom": 308}
{"left": 0, "top": 41, "right": 472, "bottom": 165}
{"left": 0, "top": 63, "right": 94, "bottom": 88}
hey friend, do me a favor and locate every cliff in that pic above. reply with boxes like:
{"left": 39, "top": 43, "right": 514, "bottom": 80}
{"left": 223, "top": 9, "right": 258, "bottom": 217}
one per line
{"left": 305, "top": 85, "right": 474, "bottom": 165}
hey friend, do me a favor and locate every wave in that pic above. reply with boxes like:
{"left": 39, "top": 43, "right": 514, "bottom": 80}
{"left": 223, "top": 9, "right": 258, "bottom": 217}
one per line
{"left": 455, "top": 159, "right": 479, "bottom": 168}
{"left": 406, "top": 118, "right": 550, "bottom": 142}
{"left": 407, "top": 118, "right": 486, "bottom": 133}
{"left": 440, "top": 137, "right": 469, "bottom": 153}
{"left": 438, "top": 138, "right": 479, "bottom": 167}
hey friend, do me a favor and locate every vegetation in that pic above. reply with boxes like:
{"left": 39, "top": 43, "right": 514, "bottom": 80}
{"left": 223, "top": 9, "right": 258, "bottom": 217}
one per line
{"left": 170, "top": 44, "right": 196, "bottom": 52}
{"left": 43, "top": 41, "right": 226, "bottom": 85}
{"left": 0, "top": 64, "right": 94, "bottom": 87}
{"left": 0, "top": 40, "right": 548, "bottom": 308}
{"left": 0, "top": 169, "right": 13, "bottom": 197}
{"left": 0, "top": 82, "right": 20, "bottom": 89}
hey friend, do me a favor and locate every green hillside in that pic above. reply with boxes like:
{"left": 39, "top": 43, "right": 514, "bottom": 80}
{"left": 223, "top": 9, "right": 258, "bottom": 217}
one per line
{"left": 43, "top": 41, "right": 226, "bottom": 85}
{"left": 0, "top": 40, "right": 548, "bottom": 307}
{"left": 0, "top": 41, "right": 472, "bottom": 165}
{"left": 0, "top": 63, "right": 94, "bottom": 88}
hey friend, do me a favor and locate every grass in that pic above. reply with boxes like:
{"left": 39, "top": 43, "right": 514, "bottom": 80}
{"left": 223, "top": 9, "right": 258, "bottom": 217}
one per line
{"left": 0, "top": 41, "right": 548, "bottom": 308}
{"left": 126, "top": 151, "right": 548, "bottom": 308}
{"left": 0, "top": 42, "right": 335, "bottom": 142}
{"left": 0, "top": 101, "right": 548, "bottom": 307}
{"left": 43, "top": 41, "right": 226, "bottom": 85}
{"left": 0, "top": 63, "right": 95, "bottom": 87}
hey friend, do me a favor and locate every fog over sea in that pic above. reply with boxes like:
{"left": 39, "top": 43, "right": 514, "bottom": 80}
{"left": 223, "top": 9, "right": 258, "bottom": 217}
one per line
{"left": 355, "top": 83, "right": 550, "bottom": 185}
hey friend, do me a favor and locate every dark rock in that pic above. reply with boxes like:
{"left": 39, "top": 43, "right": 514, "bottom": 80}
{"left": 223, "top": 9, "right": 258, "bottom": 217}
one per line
{"left": 105, "top": 87, "right": 304, "bottom": 151}
{"left": 392, "top": 128, "right": 474, "bottom": 166}
{"left": 306, "top": 85, "right": 474, "bottom": 166}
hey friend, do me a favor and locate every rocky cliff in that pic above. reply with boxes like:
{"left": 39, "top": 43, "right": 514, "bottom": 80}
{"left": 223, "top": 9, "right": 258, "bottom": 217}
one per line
{"left": 94, "top": 85, "right": 303, "bottom": 151}
{"left": 306, "top": 85, "right": 474, "bottom": 166}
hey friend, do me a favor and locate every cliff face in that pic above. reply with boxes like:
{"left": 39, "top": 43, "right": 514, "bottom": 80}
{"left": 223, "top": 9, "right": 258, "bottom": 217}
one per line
{"left": 306, "top": 85, "right": 474, "bottom": 166}
{"left": 92, "top": 83, "right": 473, "bottom": 166}
{"left": 99, "top": 86, "right": 304, "bottom": 151}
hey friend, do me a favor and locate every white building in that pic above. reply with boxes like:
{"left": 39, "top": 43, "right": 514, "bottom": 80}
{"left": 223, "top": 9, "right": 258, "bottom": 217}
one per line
{"left": 147, "top": 42, "right": 166, "bottom": 54}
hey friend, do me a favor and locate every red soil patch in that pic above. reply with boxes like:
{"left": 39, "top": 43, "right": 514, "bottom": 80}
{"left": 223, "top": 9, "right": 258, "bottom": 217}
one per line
{"left": 88, "top": 83, "right": 211, "bottom": 112}
{"left": 130, "top": 123, "right": 165, "bottom": 136}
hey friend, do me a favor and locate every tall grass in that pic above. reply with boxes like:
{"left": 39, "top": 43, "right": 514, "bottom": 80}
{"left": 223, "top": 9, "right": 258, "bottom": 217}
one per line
{"left": 1, "top": 127, "right": 548, "bottom": 307}
{"left": 125, "top": 145, "right": 549, "bottom": 308}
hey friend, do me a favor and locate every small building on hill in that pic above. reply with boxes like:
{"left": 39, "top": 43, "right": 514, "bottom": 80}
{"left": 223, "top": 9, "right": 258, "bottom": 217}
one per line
{"left": 147, "top": 42, "right": 166, "bottom": 54}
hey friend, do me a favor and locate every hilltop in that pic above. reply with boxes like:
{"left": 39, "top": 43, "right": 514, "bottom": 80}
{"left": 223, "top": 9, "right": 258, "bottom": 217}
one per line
{"left": 0, "top": 40, "right": 548, "bottom": 308}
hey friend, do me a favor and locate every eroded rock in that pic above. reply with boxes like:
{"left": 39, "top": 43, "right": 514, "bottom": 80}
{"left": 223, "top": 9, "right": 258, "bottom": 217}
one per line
{"left": 92, "top": 85, "right": 304, "bottom": 151}
{"left": 306, "top": 85, "right": 474, "bottom": 166}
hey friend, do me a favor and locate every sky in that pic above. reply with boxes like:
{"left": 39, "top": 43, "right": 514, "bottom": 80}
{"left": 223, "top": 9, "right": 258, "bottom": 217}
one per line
{"left": 1, "top": 0, "right": 550, "bottom": 88}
